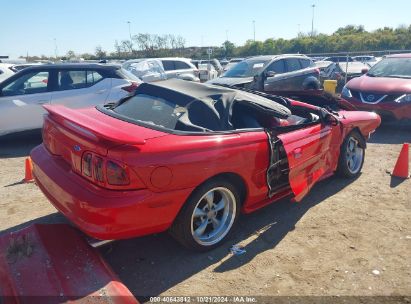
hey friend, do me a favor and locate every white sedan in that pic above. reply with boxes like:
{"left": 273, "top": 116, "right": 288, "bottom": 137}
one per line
{"left": 0, "top": 64, "right": 141, "bottom": 137}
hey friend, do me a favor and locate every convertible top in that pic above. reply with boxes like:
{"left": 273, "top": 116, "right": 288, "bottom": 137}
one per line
{"left": 130, "top": 79, "right": 291, "bottom": 131}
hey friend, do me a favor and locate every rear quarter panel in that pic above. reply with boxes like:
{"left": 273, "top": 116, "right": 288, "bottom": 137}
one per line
{"left": 107, "top": 131, "right": 271, "bottom": 211}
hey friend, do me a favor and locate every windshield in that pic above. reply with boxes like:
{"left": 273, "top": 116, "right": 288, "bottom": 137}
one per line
{"left": 222, "top": 59, "right": 269, "bottom": 78}
{"left": 116, "top": 67, "right": 142, "bottom": 81}
{"left": 367, "top": 58, "right": 411, "bottom": 79}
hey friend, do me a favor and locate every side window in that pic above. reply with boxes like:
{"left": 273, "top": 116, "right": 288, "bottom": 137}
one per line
{"left": 162, "top": 60, "right": 175, "bottom": 71}
{"left": 86, "top": 70, "right": 103, "bottom": 84}
{"left": 285, "top": 58, "right": 302, "bottom": 72}
{"left": 2, "top": 71, "right": 49, "bottom": 96}
{"left": 266, "top": 60, "right": 286, "bottom": 74}
{"left": 299, "top": 59, "right": 312, "bottom": 69}
{"left": 174, "top": 61, "right": 191, "bottom": 70}
{"left": 58, "top": 70, "right": 103, "bottom": 91}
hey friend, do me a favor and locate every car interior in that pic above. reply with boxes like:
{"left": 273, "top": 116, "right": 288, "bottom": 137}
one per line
{"left": 231, "top": 101, "right": 320, "bottom": 131}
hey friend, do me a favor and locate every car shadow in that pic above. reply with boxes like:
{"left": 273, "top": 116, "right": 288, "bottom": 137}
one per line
{"left": 369, "top": 120, "right": 411, "bottom": 145}
{"left": 100, "top": 175, "right": 357, "bottom": 301}
{"left": 0, "top": 130, "right": 43, "bottom": 158}
{"left": 0, "top": 212, "right": 68, "bottom": 237}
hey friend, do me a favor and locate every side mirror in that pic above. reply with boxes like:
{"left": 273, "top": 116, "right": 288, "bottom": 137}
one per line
{"left": 361, "top": 68, "right": 369, "bottom": 74}
{"left": 265, "top": 71, "right": 276, "bottom": 78}
{"left": 324, "top": 113, "right": 339, "bottom": 126}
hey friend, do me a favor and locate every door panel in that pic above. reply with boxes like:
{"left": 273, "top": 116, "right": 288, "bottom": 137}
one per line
{"left": 277, "top": 123, "right": 333, "bottom": 202}
{"left": 0, "top": 92, "right": 52, "bottom": 135}
{"left": 51, "top": 77, "right": 111, "bottom": 108}
{"left": 0, "top": 70, "right": 52, "bottom": 135}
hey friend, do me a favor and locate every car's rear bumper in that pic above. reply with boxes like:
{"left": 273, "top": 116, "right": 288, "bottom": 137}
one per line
{"left": 346, "top": 98, "right": 411, "bottom": 120}
{"left": 31, "top": 144, "right": 193, "bottom": 240}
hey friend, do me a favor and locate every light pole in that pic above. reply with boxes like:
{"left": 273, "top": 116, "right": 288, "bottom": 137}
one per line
{"left": 311, "top": 4, "right": 316, "bottom": 37}
{"left": 127, "top": 21, "right": 132, "bottom": 41}
{"left": 253, "top": 20, "right": 256, "bottom": 41}
{"left": 127, "top": 21, "right": 133, "bottom": 54}
{"left": 53, "top": 38, "right": 58, "bottom": 59}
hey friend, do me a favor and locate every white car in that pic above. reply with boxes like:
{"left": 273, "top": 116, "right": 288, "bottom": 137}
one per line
{"left": 0, "top": 63, "right": 16, "bottom": 83}
{"left": 123, "top": 57, "right": 199, "bottom": 82}
{"left": 122, "top": 58, "right": 167, "bottom": 82}
{"left": 198, "top": 63, "right": 218, "bottom": 82}
{"left": 0, "top": 63, "right": 141, "bottom": 136}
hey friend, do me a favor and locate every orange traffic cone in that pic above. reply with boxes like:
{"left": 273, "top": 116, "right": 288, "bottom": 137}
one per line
{"left": 24, "top": 157, "right": 34, "bottom": 183}
{"left": 391, "top": 143, "right": 409, "bottom": 179}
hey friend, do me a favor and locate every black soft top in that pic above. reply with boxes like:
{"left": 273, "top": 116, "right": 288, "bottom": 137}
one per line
{"left": 131, "top": 79, "right": 291, "bottom": 131}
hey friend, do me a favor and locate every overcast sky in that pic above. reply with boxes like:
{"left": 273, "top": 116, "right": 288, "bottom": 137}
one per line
{"left": 1, "top": 0, "right": 410, "bottom": 58}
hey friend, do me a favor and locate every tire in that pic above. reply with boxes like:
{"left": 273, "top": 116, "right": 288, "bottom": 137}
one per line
{"left": 337, "top": 130, "right": 365, "bottom": 178}
{"left": 170, "top": 179, "right": 241, "bottom": 251}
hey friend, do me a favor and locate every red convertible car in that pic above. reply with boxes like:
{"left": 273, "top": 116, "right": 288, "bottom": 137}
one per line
{"left": 31, "top": 79, "right": 380, "bottom": 251}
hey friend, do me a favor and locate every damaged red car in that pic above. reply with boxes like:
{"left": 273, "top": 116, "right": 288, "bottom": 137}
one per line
{"left": 31, "top": 79, "right": 380, "bottom": 251}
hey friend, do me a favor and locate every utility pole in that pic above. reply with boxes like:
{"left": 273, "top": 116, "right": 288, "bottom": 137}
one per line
{"left": 253, "top": 20, "right": 256, "bottom": 41}
{"left": 311, "top": 4, "right": 316, "bottom": 37}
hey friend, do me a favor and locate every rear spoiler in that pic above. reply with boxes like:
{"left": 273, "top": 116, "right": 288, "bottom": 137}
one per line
{"left": 43, "top": 105, "right": 146, "bottom": 145}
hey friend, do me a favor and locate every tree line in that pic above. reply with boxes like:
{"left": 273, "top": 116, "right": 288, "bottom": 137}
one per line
{"left": 23, "top": 24, "right": 411, "bottom": 61}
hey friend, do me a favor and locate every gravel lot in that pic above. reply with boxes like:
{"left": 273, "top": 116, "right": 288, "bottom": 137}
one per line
{"left": 0, "top": 121, "right": 410, "bottom": 302}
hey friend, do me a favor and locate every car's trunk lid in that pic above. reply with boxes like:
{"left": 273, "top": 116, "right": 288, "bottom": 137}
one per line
{"left": 42, "top": 105, "right": 167, "bottom": 173}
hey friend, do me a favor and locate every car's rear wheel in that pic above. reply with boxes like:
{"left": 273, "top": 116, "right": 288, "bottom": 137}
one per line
{"left": 337, "top": 131, "right": 365, "bottom": 178}
{"left": 170, "top": 179, "right": 240, "bottom": 251}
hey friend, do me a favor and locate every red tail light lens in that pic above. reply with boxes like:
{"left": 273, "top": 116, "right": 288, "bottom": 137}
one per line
{"left": 94, "top": 156, "right": 104, "bottom": 182}
{"left": 106, "top": 161, "right": 130, "bottom": 185}
{"left": 121, "top": 81, "right": 140, "bottom": 93}
{"left": 82, "top": 153, "right": 93, "bottom": 177}
{"left": 80, "top": 152, "right": 136, "bottom": 189}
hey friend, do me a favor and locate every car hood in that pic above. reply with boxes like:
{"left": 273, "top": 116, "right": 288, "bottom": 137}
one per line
{"left": 347, "top": 75, "right": 411, "bottom": 94}
{"left": 207, "top": 77, "right": 254, "bottom": 86}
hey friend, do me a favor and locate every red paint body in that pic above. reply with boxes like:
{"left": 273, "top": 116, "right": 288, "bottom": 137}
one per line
{"left": 0, "top": 224, "right": 138, "bottom": 303}
{"left": 31, "top": 102, "right": 380, "bottom": 241}
{"left": 344, "top": 54, "right": 411, "bottom": 120}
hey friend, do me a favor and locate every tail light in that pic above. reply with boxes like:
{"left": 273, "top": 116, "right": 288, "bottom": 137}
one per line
{"left": 94, "top": 156, "right": 104, "bottom": 182}
{"left": 121, "top": 81, "right": 140, "bottom": 93}
{"left": 335, "top": 72, "right": 342, "bottom": 80}
{"left": 315, "top": 68, "right": 320, "bottom": 75}
{"left": 106, "top": 161, "right": 129, "bottom": 185}
{"left": 81, "top": 152, "right": 141, "bottom": 189}
{"left": 82, "top": 153, "right": 92, "bottom": 177}
{"left": 194, "top": 69, "right": 200, "bottom": 77}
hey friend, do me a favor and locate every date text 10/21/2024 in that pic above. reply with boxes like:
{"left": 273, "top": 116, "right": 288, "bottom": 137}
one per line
{"left": 149, "top": 296, "right": 257, "bottom": 303}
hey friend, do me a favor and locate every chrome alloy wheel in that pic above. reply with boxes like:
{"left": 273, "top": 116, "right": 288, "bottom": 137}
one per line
{"left": 346, "top": 136, "right": 364, "bottom": 174}
{"left": 190, "top": 187, "right": 237, "bottom": 246}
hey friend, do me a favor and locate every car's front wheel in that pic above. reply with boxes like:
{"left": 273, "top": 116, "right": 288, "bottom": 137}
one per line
{"left": 170, "top": 179, "right": 240, "bottom": 251}
{"left": 337, "top": 131, "right": 365, "bottom": 178}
